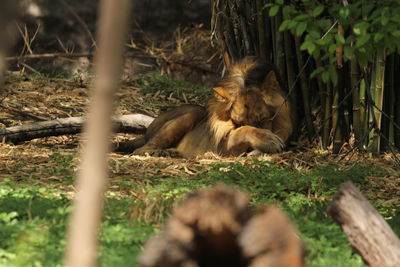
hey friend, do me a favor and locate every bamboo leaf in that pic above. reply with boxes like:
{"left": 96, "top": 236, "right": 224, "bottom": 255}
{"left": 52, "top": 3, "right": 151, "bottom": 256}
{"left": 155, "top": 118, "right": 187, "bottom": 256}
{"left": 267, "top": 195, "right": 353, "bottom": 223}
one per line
{"left": 356, "top": 34, "right": 370, "bottom": 47}
{"left": 344, "top": 46, "right": 352, "bottom": 60}
{"left": 392, "top": 30, "right": 400, "bottom": 37}
{"left": 296, "top": 22, "right": 307, "bottom": 36}
{"left": 312, "top": 6, "right": 324, "bottom": 17}
{"left": 269, "top": 6, "right": 280, "bottom": 17}
{"left": 279, "top": 20, "right": 291, "bottom": 31}
{"left": 335, "top": 34, "right": 345, "bottom": 45}
{"left": 300, "top": 41, "right": 316, "bottom": 54}
{"left": 339, "top": 7, "right": 350, "bottom": 19}
{"left": 353, "top": 22, "right": 369, "bottom": 35}
{"left": 381, "top": 16, "right": 389, "bottom": 26}
{"left": 328, "top": 65, "right": 338, "bottom": 86}
{"left": 374, "top": 33, "right": 384, "bottom": 43}
{"left": 322, "top": 71, "right": 330, "bottom": 83}
{"left": 310, "top": 67, "right": 325, "bottom": 78}
{"left": 295, "top": 14, "right": 309, "bottom": 21}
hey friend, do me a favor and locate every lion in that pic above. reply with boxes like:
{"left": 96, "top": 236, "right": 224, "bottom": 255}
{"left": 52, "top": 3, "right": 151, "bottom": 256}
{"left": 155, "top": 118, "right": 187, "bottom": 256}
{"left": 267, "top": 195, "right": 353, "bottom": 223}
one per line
{"left": 133, "top": 57, "right": 293, "bottom": 158}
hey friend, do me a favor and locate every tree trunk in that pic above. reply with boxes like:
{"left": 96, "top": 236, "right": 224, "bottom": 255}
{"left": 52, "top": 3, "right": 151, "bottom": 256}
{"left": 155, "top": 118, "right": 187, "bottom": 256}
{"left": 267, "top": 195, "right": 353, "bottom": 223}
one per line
{"left": 328, "top": 181, "right": 400, "bottom": 267}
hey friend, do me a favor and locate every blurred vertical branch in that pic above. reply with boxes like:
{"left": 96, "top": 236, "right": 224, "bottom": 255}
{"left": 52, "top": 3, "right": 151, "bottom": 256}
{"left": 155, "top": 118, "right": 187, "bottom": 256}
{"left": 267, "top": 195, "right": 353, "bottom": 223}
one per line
{"left": 0, "top": 0, "right": 20, "bottom": 87}
{"left": 65, "top": 0, "right": 131, "bottom": 266}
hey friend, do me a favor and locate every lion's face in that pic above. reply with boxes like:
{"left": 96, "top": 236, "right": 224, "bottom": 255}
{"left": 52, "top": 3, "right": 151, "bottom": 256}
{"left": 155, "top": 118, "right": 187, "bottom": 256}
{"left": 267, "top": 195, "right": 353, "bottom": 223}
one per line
{"left": 212, "top": 68, "right": 280, "bottom": 129}
{"left": 229, "top": 87, "right": 271, "bottom": 127}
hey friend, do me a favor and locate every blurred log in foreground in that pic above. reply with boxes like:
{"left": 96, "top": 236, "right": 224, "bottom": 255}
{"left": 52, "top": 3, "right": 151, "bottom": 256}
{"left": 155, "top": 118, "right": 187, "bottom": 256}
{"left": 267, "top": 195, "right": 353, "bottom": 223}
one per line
{"left": 328, "top": 182, "right": 400, "bottom": 267}
{"left": 139, "top": 185, "right": 304, "bottom": 267}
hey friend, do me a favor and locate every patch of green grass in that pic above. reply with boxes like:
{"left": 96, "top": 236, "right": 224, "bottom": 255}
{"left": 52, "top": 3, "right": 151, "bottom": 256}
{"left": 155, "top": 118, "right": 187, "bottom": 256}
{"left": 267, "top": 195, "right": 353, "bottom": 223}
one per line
{"left": 0, "top": 160, "right": 397, "bottom": 266}
{"left": 134, "top": 73, "right": 210, "bottom": 103}
{"left": 0, "top": 184, "right": 155, "bottom": 267}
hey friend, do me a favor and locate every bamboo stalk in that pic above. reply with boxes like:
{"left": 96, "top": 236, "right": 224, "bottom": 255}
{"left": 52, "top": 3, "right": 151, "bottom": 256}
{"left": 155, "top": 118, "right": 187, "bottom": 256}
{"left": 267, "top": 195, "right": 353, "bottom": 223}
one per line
{"left": 294, "top": 35, "right": 316, "bottom": 139}
{"left": 339, "top": 67, "right": 350, "bottom": 141}
{"left": 395, "top": 55, "right": 400, "bottom": 148}
{"left": 275, "top": 10, "right": 285, "bottom": 74}
{"left": 314, "top": 59, "right": 327, "bottom": 148}
{"left": 322, "top": 82, "right": 332, "bottom": 149}
{"left": 351, "top": 56, "right": 362, "bottom": 145}
{"left": 384, "top": 54, "right": 395, "bottom": 148}
{"left": 284, "top": 31, "right": 299, "bottom": 139}
{"left": 332, "top": 85, "right": 342, "bottom": 153}
{"left": 359, "top": 78, "right": 367, "bottom": 147}
{"left": 256, "top": 0, "right": 267, "bottom": 61}
{"left": 388, "top": 55, "right": 395, "bottom": 145}
{"left": 236, "top": 0, "right": 252, "bottom": 55}
{"left": 226, "top": 0, "right": 242, "bottom": 59}
{"left": 368, "top": 50, "right": 386, "bottom": 153}
{"left": 270, "top": 9, "right": 276, "bottom": 64}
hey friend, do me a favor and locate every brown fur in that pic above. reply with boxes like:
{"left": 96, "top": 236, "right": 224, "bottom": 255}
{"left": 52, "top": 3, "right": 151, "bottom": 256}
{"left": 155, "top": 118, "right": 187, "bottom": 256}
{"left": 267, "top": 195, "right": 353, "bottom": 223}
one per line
{"left": 139, "top": 185, "right": 304, "bottom": 267}
{"left": 134, "top": 57, "right": 293, "bottom": 158}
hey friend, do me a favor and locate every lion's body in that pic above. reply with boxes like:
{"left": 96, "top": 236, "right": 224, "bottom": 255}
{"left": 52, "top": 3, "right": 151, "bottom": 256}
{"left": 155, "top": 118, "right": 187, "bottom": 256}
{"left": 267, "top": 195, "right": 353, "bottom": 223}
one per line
{"left": 134, "top": 57, "right": 293, "bottom": 158}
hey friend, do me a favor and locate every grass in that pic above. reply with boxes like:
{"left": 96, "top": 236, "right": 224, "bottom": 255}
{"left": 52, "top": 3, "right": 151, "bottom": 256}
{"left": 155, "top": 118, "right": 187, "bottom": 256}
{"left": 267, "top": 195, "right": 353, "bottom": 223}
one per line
{"left": 0, "top": 154, "right": 398, "bottom": 267}
{"left": 134, "top": 72, "right": 210, "bottom": 104}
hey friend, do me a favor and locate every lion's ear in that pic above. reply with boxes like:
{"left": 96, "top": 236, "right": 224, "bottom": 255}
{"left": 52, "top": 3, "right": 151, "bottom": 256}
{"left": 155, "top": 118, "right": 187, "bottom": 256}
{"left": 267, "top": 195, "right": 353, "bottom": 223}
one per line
{"left": 262, "top": 71, "right": 279, "bottom": 92}
{"left": 213, "top": 87, "right": 230, "bottom": 102}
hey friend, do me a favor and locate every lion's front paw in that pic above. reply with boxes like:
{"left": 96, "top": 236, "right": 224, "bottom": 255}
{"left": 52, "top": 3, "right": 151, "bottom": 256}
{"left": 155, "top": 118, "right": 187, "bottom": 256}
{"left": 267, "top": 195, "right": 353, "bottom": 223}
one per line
{"left": 257, "top": 132, "right": 285, "bottom": 153}
{"left": 133, "top": 147, "right": 181, "bottom": 158}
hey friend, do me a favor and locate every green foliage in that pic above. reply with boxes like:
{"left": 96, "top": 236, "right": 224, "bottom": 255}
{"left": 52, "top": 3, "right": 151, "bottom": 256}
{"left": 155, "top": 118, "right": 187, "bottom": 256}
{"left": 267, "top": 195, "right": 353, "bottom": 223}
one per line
{"left": 0, "top": 160, "right": 396, "bottom": 266}
{"left": 134, "top": 73, "right": 210, "bottom": 103}
{"left": 269, "top": 0, "right": 400, "bottom": 83}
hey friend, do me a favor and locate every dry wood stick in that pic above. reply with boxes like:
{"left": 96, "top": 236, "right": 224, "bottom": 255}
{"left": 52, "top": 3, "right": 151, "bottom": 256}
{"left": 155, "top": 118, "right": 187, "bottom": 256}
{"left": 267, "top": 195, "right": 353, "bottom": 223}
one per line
{"left": 328, "top": 181, "right": 400, "bottom": 267}
{"left": 5, "top": 53, "right": 92, "bottom": 61}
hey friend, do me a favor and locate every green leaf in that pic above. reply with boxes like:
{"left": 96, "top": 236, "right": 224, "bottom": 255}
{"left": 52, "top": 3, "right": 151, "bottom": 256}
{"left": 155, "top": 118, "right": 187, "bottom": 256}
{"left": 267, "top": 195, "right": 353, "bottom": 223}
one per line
{"left": 322, "top": 71, "right": 330, "bottom": 83}
{"left": 339, "top": 7, "right": 350, "bottom": 19}
{"left": 392, "top": 31, "right": 400, "bottom": 38}
{"left": 310, "top": 67, "right": 325, "bottom": 78}
{"left": 300, "top": 41, "right": 316, "bottom": 54}
{"left": 328, "top": 66, "right": 338, "bottom": 86}
{"left": 335, "top": 34, "right": 345, "bottom": 45}
{"left": 282, "top": 5, "right": 294, "bottom": 18}
{"left": 356, "top": 34, "right": 371, "bottom": 47}
{"left": 328, "top": 43, "right": 337, "bottom": 53}
{"left": 344, "top": 46, "right": 352, "bottom": 61}
{"left": 318, "top": 19, "right": 332, "bottom": 30}
{"left": 296, "top": 22, "right": 307, "bottom": 36}
{"left": 295, "top": 14, "right": 309, "bottom": 21}
{"left": 269, "top": 5, "right": 280, "bottom": 17}
{"left": 279, "top": 20, "right": 291, "bottom": 31}
{"left": 324, "top": 34, "right": 333, "bottom": 43}
{"left": 315, "top": 39, "right": 326, "bottom": 46}
{"left": 308, "top": 31, "right": 320, "bottom": 40}
{"left": 353, "top": 22, "right": 369, "bottom": 35}
{"left": 276, "top": 0, "right": 284, "bottom": 4}
{"left": 312, "top": 6, "right": 324, "bottom": 17}
{"left": 374, "top": 33, "right": 384, "bottom": 43}
{"left": 287, "top": 20, "right": 298, "bottom": 30}
{"left": 381, "top": 16, "right": 389, "bottom": 26}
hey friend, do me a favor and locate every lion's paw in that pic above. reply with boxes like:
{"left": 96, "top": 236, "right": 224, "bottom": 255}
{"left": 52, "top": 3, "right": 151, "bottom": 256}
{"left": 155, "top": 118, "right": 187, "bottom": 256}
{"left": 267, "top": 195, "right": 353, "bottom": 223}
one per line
{"left": 133, "top": 148, "right": 181, "bottom": 158}
{"left": 258, "top": 132, "right": 285, "bottom": 154}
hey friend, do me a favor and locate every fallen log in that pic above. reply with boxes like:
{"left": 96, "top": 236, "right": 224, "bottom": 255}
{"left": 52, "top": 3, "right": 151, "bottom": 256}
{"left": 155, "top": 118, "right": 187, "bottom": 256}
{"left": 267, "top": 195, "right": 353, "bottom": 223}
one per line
{"left": 328, "top": 181, "right": 400, "bottom": 267}
{"left": 0, "top": 114, "right": 154, "bottom": 143}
